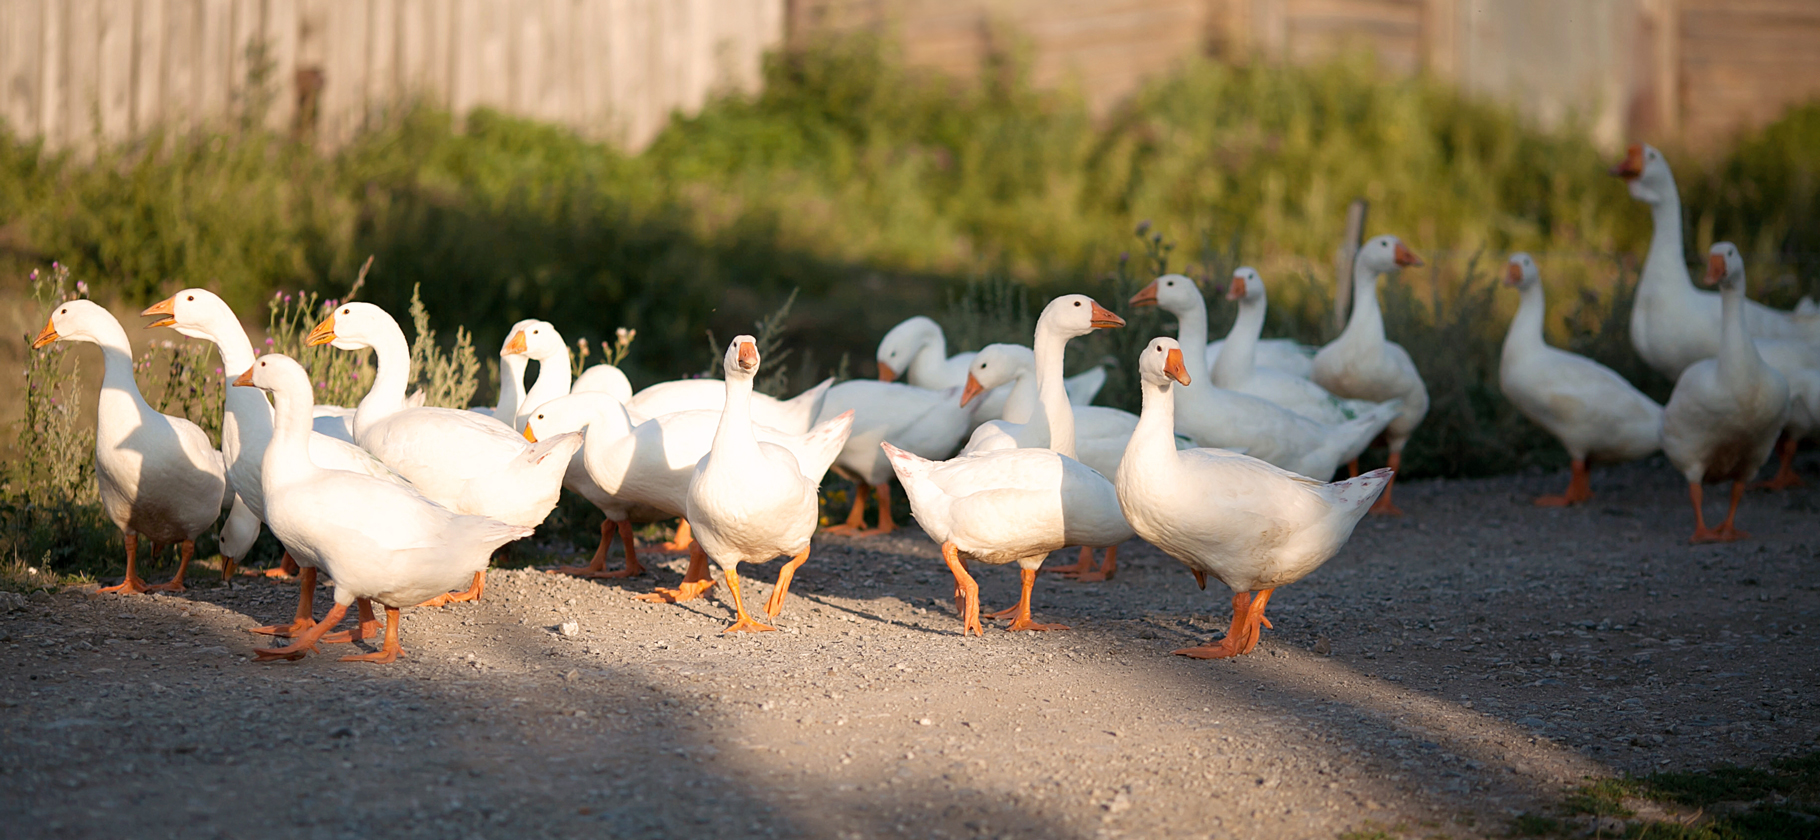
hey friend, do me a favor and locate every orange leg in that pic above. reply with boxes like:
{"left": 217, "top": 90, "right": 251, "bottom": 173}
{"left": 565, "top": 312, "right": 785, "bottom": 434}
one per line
{"left": 1755, "top": 436, "right": 1804, "bottom": 491}
{"left": 551, "top": 519, "right": 645, "bottom": 579}
{"left": 341, "top": 605, "right": 405, "bottom": 663}
{"left": 1348, "top": 459, "right": 1360, "bottom": 479}
{"left": 97, "top": 534, "right": 151, "bottom": 595}
{"left": 1535, "top": 458, "right": 1592, "bottom": 507}
{"left": 1071, "top": 544, "right": 1120, "bottom": 583}
{"left": 851, "top": 485, "right": 897, "bottom": 538}
{"left": 1714, "top": 480, "right": 1751, "bottom": 541}
{"left": 1687, "top": 482, "right": 1748, "bottom": 543}
{"left": 417, "top": 571, "right": 486, "bottom": 608}
{"left": 320, "top": 598, "right": 380, "bottom": 644}
{"left": 1047, "top": 546, "right": 1097, "bottom": 577}
{"left": 763, "top": 547, "right": 811, "bottom": 617}
{"left": 250, "top": 566, "right": 318, "bottom": 637}
{"left": 1369, "top": 453, "right": 1403, "bottom": 516}
{"left": 657, "top": 520, "right": 694, "bottom": 553}
{"left": 823, "top": 482, "right": 872, "bottom": 534}
{"left": 721, "top": 567, "right": 775, "bottom": 633}
{"left": 1003, "top": 568, "right": 1068, "bottom": 632}
{"left": 635, "top": 541, "right": 717, "bottom": 603}
{"left": 143, "top": 540, "right": 195, "bottom": 593}
{"left": 1174, "top": 589, "right": 1275, "bottom": 659}
{"left": 253, "top": 601, "right": 348, "bottom": 661}
{"left": 264, "top": 552, "right": 300, "bottom": 579}
{"left": 942, "top": 542, "right": 984, "bottom": 637}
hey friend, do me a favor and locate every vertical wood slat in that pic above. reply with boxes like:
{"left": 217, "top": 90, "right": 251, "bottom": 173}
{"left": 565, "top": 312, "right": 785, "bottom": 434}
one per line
{"left": 64, "top": 0, "right": 98, "bottom": 153}
{"left": 365, "top": 0, "right": 394, "bottom": 123}
{"left": 132, "top": 0, "right": 163, "bottom": 136}
{"left": 196, "top": 0, "right": 229, "bottom": 121}
{"left": 3, "top": 0, "right": 43, "bottom": 137}
{"left": 96, "top": 0, "right": 133, "bottom": 142}
{"left": 262, "top": 0, "right": 298, "bottom": 133}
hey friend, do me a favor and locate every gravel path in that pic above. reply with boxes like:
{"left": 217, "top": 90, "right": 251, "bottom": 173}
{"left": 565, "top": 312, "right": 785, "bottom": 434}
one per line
{"left": 2, "top": 455, "right": 1816, "bottom": 839}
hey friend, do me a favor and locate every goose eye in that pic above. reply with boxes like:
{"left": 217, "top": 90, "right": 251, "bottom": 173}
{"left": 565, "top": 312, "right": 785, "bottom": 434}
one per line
{"left": 1073, "top": 301, "right": 1082, "bottom": 307}
{"left": 185, "top": 294, "right": 194, "bottom": 301}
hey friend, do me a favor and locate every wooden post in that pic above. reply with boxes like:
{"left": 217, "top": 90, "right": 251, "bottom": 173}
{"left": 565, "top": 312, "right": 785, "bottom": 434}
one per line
{"left": 1334, "top": 199, "right": 1368, "bottom": 333}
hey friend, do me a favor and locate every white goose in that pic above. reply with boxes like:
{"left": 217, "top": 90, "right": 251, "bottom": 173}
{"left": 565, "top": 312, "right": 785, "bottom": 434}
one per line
{"left": 1133, "top": 273, "right": 1399, "bottom": 482}
{"left": 1201, "top": 269, "right": 1381, "bottom": 424}
{"left": 815, "top": 380, "right": 972, "bottom": 537}
{"left": 684, "top": 337, "right": 855, "bottom": 632}
{"left": 1612, "top": 143, "right": 1820, "bottom": 380}
{"left": 573, "top": 363, "right": 634, "bottom": 403}
{"left": 1311, "top": 235, "right": 1432, "bottom": 513}
{"left": 1497, "top": 255, "right": 1664, "bottom": 506}
{"left": 885, "top": 295, "right": 1134, "bottom": 634}
{"left": 142, "top": 289, "right": 407, "bottom": 629}
{"left": 1116, "top": 337, "right": 1392, "bottom": 658}
{"left": 518, "top": 392, "right": 666, "bottom": 580}
{"left": 874, "top": 315, "right": 1108, "bottom": 421}
{"left": 1206, "top": 337, "right": 1317, "bottom": 381}
{"left": 525, "top": 393, "right": 854, "bottom": 595}
{"left": 508, "top": 320, "right": 572, "bottom": 428}
{"left": 1661, "top": 244, "right": 1791, "bottom": 543}
{"left": 471, "top": 324, "right": 532, "bottom": 426}
{"left": 237, "top": 354, "right": 532, "bottom": 663}
{"left": 33, "top": 300, "right": 227, "bottom": 594}
{"left": 307, "top": 303, "right": 583, "bottom": 603}
{"left": 626, "top": 375, "right": 833, "bottom": 435}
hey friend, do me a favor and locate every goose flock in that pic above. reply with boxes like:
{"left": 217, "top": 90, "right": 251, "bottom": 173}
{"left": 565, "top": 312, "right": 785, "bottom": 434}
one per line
{"left": 29, "top": 144, "right": 1818, "bottom": 665}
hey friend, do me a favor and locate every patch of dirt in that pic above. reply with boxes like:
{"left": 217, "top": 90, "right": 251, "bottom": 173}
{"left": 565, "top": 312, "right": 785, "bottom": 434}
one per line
{"left": 2, "top": 455, "right": 1816, "bottom": 839}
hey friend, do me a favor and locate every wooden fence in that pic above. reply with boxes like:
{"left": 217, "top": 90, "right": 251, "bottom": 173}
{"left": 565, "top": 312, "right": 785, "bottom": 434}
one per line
{"left": 0, "top": 0, "right": 786, "bottom": 153}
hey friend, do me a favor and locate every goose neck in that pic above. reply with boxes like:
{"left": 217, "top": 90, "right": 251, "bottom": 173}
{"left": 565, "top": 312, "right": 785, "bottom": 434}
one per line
{"left": 907, "top": 333, "right": 950, "bottom": 385}
{"left": 1504, "top": 283, "right": 1548, "bottom": 358}
{"left": 355, "top": 322, "right": 414, "bottom": 436}
{"left": 1211, "top": 298, "right": 1265, "bottom": 382}
{"left": 1131, "top": 378, "right": 1182, "bottom": 466}
{"left": 1717, "top": 283, "right": 1759, "bottom": 382}
{"left": 264, "top": 378, "right": 318, "bottom": 485}
{"left": 1032, "top": 324, "right": 1076, "bottom": 459}
{"left": 495, "top": 354, "right": 529, "bottom": 420}
{"left": 1642, "top": 188, "right": 1689, "bottom": 293}
{"left": 89, "top": 320, "right": 153, "bottom": 414}
{"left": 999, "top": 367, "right": 1039, "bottom": 425}
{"left": 712, "top": 373, "right": 761, "bottom": 458}
{"left": 522, "top": 348, "right": 572, "bottom": 414}
{"left": 1342, "top": 262, "right": 1386, "bottom": 343}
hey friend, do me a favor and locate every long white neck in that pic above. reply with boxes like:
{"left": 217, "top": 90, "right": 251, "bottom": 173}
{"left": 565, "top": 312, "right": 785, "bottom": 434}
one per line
{"left": 354, "top": 321, "right": 414, "bottom": 439}
{"left": 494, "top": 354, "right": 528, "bottom": 421}
{"left": 200, "top": 313, "right": 258, "bottom": 375}
{"left": 1169, "top": 294, "right": 1213, "bottom": 399}
{"left": 521, "top": 347, "right": 573, "bottom": 417}
{"left": 89, "top": 319, "right": 154, "bottom": 416}
{"left": 201, "top": 315, "right": 276, "bottom": 445}
{"left": 1717, "top": 281, "right": 1760, "bottom": 383}
{"left": 711, "top": 372, "right": 762, "bottom": 460}
{"left": 1641, "top": 178, "right": 1689, "bottom": 294}
{"left": 1129, "top": 376, "right": 1182, "bottom": 471}
{"left": 1032, "top": 323, "right": 1076, "bottom": 459}
{"left": 999, "top": 366, "right": 1039, "bottom": 424}
{"left": 264, "top": 379, "right": 321, "bottom": 487}
{"left": 1211, "top": 296, "right": 1264, "bottom": 384}
{"left": 1503, "top": 282, "right": 1548, "bottom": 360}
{"left": 907, "top": 332, "right": 950, "bottom": 385}
{"left": 1340, "top": 260, "right": 1387, "bottom": 345}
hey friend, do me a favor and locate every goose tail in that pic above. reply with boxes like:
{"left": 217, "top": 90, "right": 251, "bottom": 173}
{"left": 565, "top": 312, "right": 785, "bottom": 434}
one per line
{"left": 796, "top": 410, "right": 856, "bottom": 482}
{"left": 1322, "top": 399, "right": 1402, "bottom": 470}
{"left": 1323, "top": 467, "right": 1394, "bottom": 531}
{"left": 784, "top": 378, "right": 835, "bottom": 431}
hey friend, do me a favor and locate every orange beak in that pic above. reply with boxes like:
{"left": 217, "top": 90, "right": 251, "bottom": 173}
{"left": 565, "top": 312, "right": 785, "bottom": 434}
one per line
{"left": 1504, "top": 262, "right": 1523, "bottom": 286}
{"left": 1704, "top": 253, "right": 1726, "bottom": 286}
{"left": 1128, "top": 281, "right": 1159, "bottom": 308}
{"left": 877, "top": 361, "right": 898, "bottom": 383}
{"left": 233, "top": 367, "right": 256, "bottom": 388}
{"left": 522, "top": 423, "right": 538, "bottom": 443}
{"left": 1225, "top": 274, "right": 1247, "bottom": 301}
{"left": 737, "top": 340, "right": 758, "bottom": 370}
{"left": 305, "top": 314, "right": 337, "bottom": 347}
{"left": 1393, "top": 242, "right": 1424, "bottom": 268}
{"left": 1611, "top": 144, "right": 1644, "bottom": 180}
{"left": 142, "top": 296, "right": 178, "bottom": 329}
{"left": 1163, "top": 348, "right": 1191, "bottom": 386}
{"left": 503, "top": 330, "right": 528, "bottom": 356}
{"left": 1089, "top": 302, "right": 1125, "bottom": 329}
{"left": 31, "top": 318, "right": 59, "bottom": 349}
{"left": 960, "top": 373, "right": 985, "bottom": 407}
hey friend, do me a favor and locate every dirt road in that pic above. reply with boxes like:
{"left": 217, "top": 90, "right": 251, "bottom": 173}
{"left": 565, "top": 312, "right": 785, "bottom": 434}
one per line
{"left": 2, "top": 455, "right": 1816, "bottom": 839}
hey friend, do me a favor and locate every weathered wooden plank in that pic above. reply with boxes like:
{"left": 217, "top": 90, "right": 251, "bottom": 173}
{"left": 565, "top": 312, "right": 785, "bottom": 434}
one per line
{"left": 3, "top": 0, "right": 43, "bottom": 137}
{"left": 131, "top": 0, "right": 164, "bottom": 135}
{"left": 366, "top": 0, "right": 395, "bottom": 121}
{"left": 196, "top": 0, "right": 230, "bottom": 122}
{"left": 64, "top": 0, "right": 98, "bottom": 151}
{"left": 262, "top": 0, "right": 299, "bottom": 133}
{"left": 38, "top": 0, "right": 62, "bottom": 144}
{"left": 96, "top": 0, "right": 133, "bottom": 141}
{"left": 447, "top": 0, "right": 480, "bottom": 119}
{"left": 510, "top": 0, "right": 541, "bottom": 115}
{"left": 475, "top": 0, "right": 509, "bottom": 109}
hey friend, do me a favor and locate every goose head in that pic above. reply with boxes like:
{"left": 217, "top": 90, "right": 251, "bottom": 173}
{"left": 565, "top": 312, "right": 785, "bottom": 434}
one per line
{"left": 305, "top": 302, "right": 398, "bottom": 351}
{"left": 520, "top": 392, "right": 633, "bottom": 443}
{"left": 141, "top": 288, "right": 238, "bottom": 342}
{"left": 233, "top": 353, "right": 311, "bottom": 397}
{"left": 961, "top": 343, "right": 1035, "bottom": 406}
{"left": 1704, "top": 242, "right": 1745, "bottom": 291}
{"left": 1611, "top": 143, "right": 1676, "bottom": 205}
{"left": 723, "top": 334, "right": 761, "bottom": 381}
{"left": 501, "top": 319, "right": 566, "bottom": 360}
{"left": 1226, "top": 267, "right": 1265, "bottom": 304}
{"left": 1503, "top": 253, "right": 1540, "bottom": 291}
{"left": 33, "top": 299, "right": 118, "bottom": 349}
{"left": 1129, "top": 274, "right": 1203, "bottom": 315}
{"left": 1038, "top": 294, "right": 1124, "bottom": 342}
{"left": 874, "top": 316, "right": 943, "bottom": 382}
{"left": 1138, "top": 337, "right": 1192, "bottom": 389}
{"left": 1356, "top": 235, "right": 1424, "bottom": 276}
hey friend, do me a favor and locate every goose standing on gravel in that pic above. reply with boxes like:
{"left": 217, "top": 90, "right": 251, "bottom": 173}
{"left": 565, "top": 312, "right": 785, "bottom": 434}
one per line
{"left": 816, "top": 380, "right": 972, "bottom": 537}
{"left": 874, "top": 315, "right": 1108, "bottom": 421}
{"left": 1497, "top": 255, "right": 1663, "bottom": 506}
{"left": 1662, "top": 244, "right": 1791, "bottom": 543}
{"left": 1131, "top": 274, "right": 1398, "bottom": 482}
{"left": 1203, "top": 269, "right": 1380, "bottom": 424}
{"left": 1612, "top": 143, "right": 1820, "bottom": 380}
{"left": 685, "top": 336, "right": 855, "bottom": 631}
{"left": 1117, "top": 338, "right": 1391, "bottom": 658}
{"left": 308, "top": 303, "right": 582, "bottom": 603}
{"left": 1311, "top": 235, "right": 1431, "bottom": 514}
{"left": 516, "top": 393, "right": 667, "bottom": 580}
{"left": 33, "top": 300, "right": 226, "bottom": 594}
{"left": 238, "top": 354, "right": 532, "bottom": 663}
{"left": 885, "top": 295, "right": 1134, "bottom": 634}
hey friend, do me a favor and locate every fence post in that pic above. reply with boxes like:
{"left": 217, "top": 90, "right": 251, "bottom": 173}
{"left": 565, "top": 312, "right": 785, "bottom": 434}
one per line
{"left": 1334, "top": 199, "right": 1368, "bottom": 333}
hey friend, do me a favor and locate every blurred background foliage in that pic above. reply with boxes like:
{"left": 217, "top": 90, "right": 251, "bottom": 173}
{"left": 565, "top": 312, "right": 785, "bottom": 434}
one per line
{"left": 3, "top": 33, "right": 1819, "bottom": 582}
